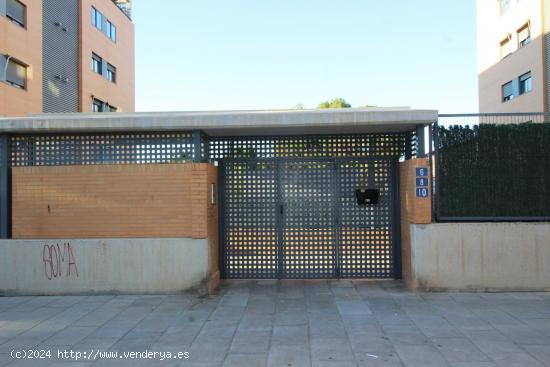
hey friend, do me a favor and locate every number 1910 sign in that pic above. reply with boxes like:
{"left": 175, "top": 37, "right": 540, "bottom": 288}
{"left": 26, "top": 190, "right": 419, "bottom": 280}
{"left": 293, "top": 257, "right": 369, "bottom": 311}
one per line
{"left": 415, "top": 167, "right": 429, "bottom": 198}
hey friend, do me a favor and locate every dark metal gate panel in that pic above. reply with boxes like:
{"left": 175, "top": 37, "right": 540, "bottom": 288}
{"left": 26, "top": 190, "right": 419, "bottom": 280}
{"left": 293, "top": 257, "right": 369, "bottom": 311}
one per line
{"left": 280, "top": 160, "right": 336, "bottom": 279}
{"left": 221, "top": 160, "right": 278, "bottom": 278}
{"left": 337, "top": 159, "right": 396, "bottom": 278}
{"left": 221, "top": 157, "right": 399, "bottom": 279}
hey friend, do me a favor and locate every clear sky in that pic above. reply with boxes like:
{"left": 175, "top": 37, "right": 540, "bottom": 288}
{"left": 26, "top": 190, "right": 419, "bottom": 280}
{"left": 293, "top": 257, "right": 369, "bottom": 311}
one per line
{"left": 134, "top": 1, "right": 478, "bottom": 113}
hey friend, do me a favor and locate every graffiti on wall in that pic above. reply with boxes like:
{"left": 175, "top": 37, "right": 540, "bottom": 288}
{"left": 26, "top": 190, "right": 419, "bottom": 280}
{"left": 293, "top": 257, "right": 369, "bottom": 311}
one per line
{"left": 42, "top": 243, "right": 79, "bottom": 280}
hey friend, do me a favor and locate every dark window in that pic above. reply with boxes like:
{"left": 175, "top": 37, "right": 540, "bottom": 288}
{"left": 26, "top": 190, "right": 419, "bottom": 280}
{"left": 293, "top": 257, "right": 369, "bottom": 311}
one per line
{"left": 6, "top": 0, "right": 26, "bottom": 27}
{"left": 519, "top": 71, "right": 532, "bottom": 95}
{"left": 91, "top": 7, "right": 102, "bottom": 30}
{"left": 107, "top": 21, "right": 117, "bottom": 42}
{"left": 502, "top": 81, "right": 514, "bottom": 102}
{"left": 518, "top": 24, "right": 531, "bottom": 48}
{"left": 92, "top": 98, "right": 104, "bottom": 112}
{"left": 92, "top": 53, "right": 102, "bottom": 74}
{"left": 107, "top": 63, "right": 116, "bottom": 83}
{"left": 4, "top": 57, "right": 26, "bottom": 89}
{"left": 106, "top": 104, "right": 117, "bottom": 112}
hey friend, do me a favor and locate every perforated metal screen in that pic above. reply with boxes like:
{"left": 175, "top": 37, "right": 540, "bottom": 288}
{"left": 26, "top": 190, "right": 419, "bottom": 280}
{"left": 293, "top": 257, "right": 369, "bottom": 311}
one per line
{"left": 221, "top": 157, "right": 399, "bottom": 279}
{"left": 209, "top": 133, "right": 409, "bottom": 161}
{"left": 280, "top": 160, "right": 337, "bottom": 278}
{"left": 338, "top": 159, "right": 396, "bottom": 277}
{"left": 10, "top": 133, "right": 195, "bottom": 166}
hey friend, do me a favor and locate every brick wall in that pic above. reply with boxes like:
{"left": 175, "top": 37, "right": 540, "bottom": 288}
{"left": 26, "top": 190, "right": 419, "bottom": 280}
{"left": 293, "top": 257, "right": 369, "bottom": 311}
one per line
{"left": 206, "top": 165, "right": 220, "bottom": 291}
{"left": 12, "top": 163, "right": 216, "bottom": 239}
{"left": 400, "top": 158, "right": 432, "bottom": 225}
{"left": 399, "top": 157, "right": 432, "bottom": 289}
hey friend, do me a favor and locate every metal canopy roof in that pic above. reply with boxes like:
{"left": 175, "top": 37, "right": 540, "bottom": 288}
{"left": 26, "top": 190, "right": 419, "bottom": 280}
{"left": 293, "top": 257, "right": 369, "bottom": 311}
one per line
{"left": 0, "top": 108, "right": 437, "bottom": 136}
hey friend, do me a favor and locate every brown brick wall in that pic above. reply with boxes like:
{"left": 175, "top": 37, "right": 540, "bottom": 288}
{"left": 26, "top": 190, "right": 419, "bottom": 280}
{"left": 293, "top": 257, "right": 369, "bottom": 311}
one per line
{"left": 206, "top": 165, "right": 220, "bottom": 291}
{"left": 399, "top": 157, "right": 432, "bottom": 289}
{"left": 400, "top": 158, "right": 432, "bottom": 225}
{"left": 12, "top": 163, "right": 216, "bottom": 239}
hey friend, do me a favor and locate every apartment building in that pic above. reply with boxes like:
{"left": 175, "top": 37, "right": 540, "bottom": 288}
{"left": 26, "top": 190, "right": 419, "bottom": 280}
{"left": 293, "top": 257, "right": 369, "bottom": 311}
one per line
{"left": 477, "top": 0, "right": 549, "bottom": 113}
{"left": 0, "top": 0, "right": 134, "bottom": 117}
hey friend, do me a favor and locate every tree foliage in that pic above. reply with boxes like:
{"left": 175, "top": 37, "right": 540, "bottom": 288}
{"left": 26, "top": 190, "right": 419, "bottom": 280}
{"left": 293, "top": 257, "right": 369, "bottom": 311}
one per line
{"left": 317, "top": 98, "right": 351, "bottom": 109}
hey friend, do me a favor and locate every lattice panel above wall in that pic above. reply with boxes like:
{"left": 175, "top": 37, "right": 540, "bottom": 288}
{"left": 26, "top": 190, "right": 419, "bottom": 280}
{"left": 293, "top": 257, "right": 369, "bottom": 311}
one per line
{"left": 209, "top": 133, "right": 410, "bottom": 161}
{"left": 10, "top": 133, "right": 195, "bottom": 166}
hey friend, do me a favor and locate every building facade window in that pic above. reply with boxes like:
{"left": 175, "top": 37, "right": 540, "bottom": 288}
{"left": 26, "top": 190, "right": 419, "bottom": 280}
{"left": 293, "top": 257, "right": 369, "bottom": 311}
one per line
{"left": 107, "top": 63, "right": 116, "bottom": 83}
{"left": 107, "top": 20, "right": 117, "bottom": 42}
{"left": 499, "top": 0, "right": 511, "bottom": 15}
{"left": 517, "top": 24, "right": 531, "bottom": 48}
{"left": 6, "top": 0, "right": 26, "bottom": 27}
{"left": 91, "top": 7, "right": 103, "bottom": 30}
{"left": 502, "top": 71, "right": 532, "bottom": 102}
{"left": 500, "top": 37, "right": 513, "bottom": 59}
{"left": 92, "top": 6, "right": 117, "bottom": 43}
{"left": 519, "top": 71, "right": 532, "bottom": 95}
{"left": 2, "top": 56, "right": 27, "bottom": 89}
{"left": 502, "top": 81, "right": 514, "bottom": 102}
{"left": 92, "top": 98, "right": 104, "bottom": 112}
{"left": 92, "top": 53, "right": 102, "bottom": 74}
{"left": 92, "top": 98, "right": 117, "bottom": 113}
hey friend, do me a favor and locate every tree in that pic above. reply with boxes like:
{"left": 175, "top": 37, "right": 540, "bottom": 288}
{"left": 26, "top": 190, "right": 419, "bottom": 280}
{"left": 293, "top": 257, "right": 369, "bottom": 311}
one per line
{"left": 317, "top": 98, "right": 351, "bottom": 109}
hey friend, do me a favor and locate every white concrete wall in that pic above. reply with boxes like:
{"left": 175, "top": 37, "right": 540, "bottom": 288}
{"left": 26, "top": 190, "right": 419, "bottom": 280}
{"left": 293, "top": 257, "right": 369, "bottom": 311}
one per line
{"left": 409, "top": 223, "right": 550, "bottom": 291}
{"left": 0, "top": 238, "right": 210, "bottom": 295}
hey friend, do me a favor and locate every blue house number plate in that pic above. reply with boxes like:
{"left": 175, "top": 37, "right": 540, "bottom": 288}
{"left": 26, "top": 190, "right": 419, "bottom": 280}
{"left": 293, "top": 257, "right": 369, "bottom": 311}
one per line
{"left": 415, "top": 167, "right": 429, "bottom": 198}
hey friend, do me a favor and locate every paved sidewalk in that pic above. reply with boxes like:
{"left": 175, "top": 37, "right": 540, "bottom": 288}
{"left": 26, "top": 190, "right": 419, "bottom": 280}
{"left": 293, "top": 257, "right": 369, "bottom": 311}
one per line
{"left": 1, "top": 280, "right": 550, "bottom": 366}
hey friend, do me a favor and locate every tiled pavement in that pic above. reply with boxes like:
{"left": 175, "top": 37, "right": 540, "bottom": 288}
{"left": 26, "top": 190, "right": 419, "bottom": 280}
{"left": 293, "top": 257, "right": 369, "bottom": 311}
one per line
{"left": 1, "top": 280, "right": 550, "bottom": 366}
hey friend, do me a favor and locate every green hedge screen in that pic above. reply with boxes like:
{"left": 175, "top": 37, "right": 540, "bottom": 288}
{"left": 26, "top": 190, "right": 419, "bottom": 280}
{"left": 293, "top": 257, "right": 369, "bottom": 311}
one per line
{"left": 436, "top": 123, "right": 550, "bottom": 218}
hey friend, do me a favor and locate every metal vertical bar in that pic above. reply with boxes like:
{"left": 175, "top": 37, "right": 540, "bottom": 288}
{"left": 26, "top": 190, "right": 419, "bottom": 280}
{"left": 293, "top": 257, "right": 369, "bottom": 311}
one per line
{"left": 0, "top": 134, "right": 10, "bottom": 239}
{"left": 27, "top": 136, "right": 36, "bottom": 166}
{"left": 276, "top": 160, "right": 284, "bottom": 279}
{"left": 416, "top": 125, "right": 426, "bottom": 158}
{"left": 391, "top": 159, "right": 402, "bottom": 279}
{"left": 433, "top": 122, "right": 441, "bottom": 222}
{"left": 333, "top": 158, "right": 340, "bottom": 278}
{"left": 428, "top": 123, "right": 436, "bottom": 222}
{"left": 193, "top": 130, "right": 203, "bottom": 162}
{"left": 201, "top": 132, "right": 210, "bottom": 162}
{"left": 404, "top": 132, "right": 413, "bottom": 160}
{"left": 218, "top": 162, "right": 226, "bottom": 279}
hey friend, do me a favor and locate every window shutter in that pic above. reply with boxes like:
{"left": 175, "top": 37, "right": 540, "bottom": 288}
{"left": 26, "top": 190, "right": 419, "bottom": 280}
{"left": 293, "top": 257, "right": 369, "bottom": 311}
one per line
{"left": 503, "top": 82, "right": 514, "bottom": 97}
{"left": 0, "top": 56, "right": 6, "bottom": 81}
{"left": 6, "top": 0, "right": 25, "bottom": 25}
{"left": 511, "top": 78, "right": 520, "bottom": 97}
{"left": 6, "top": 59, "right": 26, "bottom": 88}
{"left": 101, "top": 59, "right": 107, "bottom": 77}
{"left": 102, "top": 14, "right": 108, "bottom": 34}
{"left": 518, "top": 26, "right": 530, "bottom": 41}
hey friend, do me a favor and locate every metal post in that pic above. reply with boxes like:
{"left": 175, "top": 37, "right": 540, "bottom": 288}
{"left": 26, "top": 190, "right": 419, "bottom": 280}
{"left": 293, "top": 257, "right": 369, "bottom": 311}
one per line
{"left": 0, "top": 134, "right": 10, "bottom": 238}
{"left": 218, "top": 162, "right": 226, "bottom": 279}
{"left": 416, "top": 125, "right": 426, "bottom": 158}
{"left": 193, "top": 130, "right": 203, "bottom": 162}
{"left": 392, "top": 159, "right": 402, "bottom": 279}
{"left": 404, "top": 132, "right": 413, "bottom": 160}
{"left": 428, "top": 123, "right": 436, "bottom": 222}
{"left": 433, "top": 122, "right": 441, "bottom": 222}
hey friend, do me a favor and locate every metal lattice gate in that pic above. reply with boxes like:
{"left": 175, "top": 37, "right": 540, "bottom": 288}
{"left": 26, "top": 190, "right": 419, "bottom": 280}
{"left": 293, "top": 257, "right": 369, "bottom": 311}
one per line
{"left": 220, "top": 157, "right": 399, "bottom": 279}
